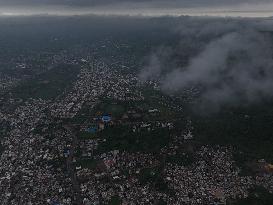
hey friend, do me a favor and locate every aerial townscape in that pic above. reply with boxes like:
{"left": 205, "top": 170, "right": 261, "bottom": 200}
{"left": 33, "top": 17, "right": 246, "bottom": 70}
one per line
{"left": 1, "top": 11, "right": 273, "bottom": 205}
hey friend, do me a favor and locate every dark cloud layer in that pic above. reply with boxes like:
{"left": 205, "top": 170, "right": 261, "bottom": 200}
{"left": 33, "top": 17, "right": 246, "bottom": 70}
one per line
{"left": 0, "top": 0, "right": 273, "bottom": 17}
{"left": 0, "top": 0, "right": 272, "bottom": 7}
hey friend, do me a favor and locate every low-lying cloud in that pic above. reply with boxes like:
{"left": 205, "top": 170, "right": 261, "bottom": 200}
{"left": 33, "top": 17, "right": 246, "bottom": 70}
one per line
{"left": 139, "top": 17, "right": 273, "bottom": 111}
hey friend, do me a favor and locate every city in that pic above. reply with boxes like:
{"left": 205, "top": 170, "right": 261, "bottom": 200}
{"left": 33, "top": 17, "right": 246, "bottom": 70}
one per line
{"left": 1, "top": 8, "right": 273, "bottom": 205}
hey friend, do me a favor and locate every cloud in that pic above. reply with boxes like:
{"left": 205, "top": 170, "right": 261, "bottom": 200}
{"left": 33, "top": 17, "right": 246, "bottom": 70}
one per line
{"left": 139, "top": 46, "right": 176, "bottom": 82}
{"left": 0, "top": 0, "right": 272, "bottom": 7}
{"left": 139, "top": 17, "right": 273, "bottom": 111}
{"left": 1, "top": 0, "right": 273, "bottom": 17}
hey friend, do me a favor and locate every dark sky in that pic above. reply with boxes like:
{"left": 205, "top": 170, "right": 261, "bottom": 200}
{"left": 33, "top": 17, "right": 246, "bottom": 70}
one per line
{"left": 0, "top": 0, "right": 270, "bottom": 6}
{"left": 0, "top": 0, "right": 272, "bottom": 17}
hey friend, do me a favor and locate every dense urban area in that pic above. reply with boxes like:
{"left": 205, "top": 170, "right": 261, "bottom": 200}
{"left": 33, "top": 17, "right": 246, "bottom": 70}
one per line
{"left": 0, "top": 16, "right": 273, "bottom": 205}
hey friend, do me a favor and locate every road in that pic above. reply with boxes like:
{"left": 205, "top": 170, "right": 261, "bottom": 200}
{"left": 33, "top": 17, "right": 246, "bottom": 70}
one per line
{"left": 64, "top": 124, "right": 83, "bottom": 205}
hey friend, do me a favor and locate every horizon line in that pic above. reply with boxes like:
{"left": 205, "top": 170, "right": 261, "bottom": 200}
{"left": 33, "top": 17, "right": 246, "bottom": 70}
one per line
{"left": 1, "top": 10, "right": 273, "bottom": 18}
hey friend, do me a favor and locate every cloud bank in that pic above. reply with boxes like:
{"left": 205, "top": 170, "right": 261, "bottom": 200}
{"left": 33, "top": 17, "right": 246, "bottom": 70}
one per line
{"left": 139, "top": 18, "right": 273, "bottom": 111}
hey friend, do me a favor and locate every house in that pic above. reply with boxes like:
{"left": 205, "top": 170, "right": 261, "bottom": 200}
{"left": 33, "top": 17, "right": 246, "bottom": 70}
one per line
{"left": 148, "top": 109, "right": 159, "bottom": 113}
{"left": 264, "top": 163, "right": 273, "bottom": 173}
{"left": 101, "top": 115, "right": 111, "bottom": 123}
{"left": 86, "top": 127, "right": 97, "bottom": 134}
{"left": 183, "top": 130, "right": 193, "bottom": 140}
{"left": 98, "top": 122, "right": 105, "bottom": 130}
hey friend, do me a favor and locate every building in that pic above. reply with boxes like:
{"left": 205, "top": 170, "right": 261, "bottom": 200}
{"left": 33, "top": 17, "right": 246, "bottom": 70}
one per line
{"left": 101, "top": 115, "right": 111, "bottom": 123}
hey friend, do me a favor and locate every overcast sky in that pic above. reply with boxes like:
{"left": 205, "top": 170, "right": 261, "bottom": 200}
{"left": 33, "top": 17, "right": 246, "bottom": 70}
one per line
{"left": 0, "top": 0, "right": 273, "bottom": 17}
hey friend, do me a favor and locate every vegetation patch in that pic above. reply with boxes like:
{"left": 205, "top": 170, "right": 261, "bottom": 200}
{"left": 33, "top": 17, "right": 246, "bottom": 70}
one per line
{"left": 78, "top": 131, "right": 97, "bottom": 140}
{"left": 76, "top": 158, "right": 99, "bottom": 169}
{"left": 191, "top": 104, "right": 273, "bottom": 163}
{"left": 108, "top": 195, "right": 122, "bottom": 205}
{"left": 232, "top": 186, "right": 273, "bottom": 205}
{"left": 11, "top": 64, "right": 80, "bottom": 100}
{"left": 97, "top": 125, "right": 170, "bottom": 153}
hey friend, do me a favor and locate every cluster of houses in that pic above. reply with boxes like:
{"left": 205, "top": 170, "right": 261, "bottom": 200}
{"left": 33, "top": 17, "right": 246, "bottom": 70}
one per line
{"left": 0, "top": 75, "right": 20, "bottom": 92}
{"left": 0, "top": 98, "right": 75, "bottom": 205}
{"left": 0, "top": 55, "right": 273, "bottom": 205}
{"left": 76, "top": 141, "right": 273, "bottom": 205}
{"left": 0, "top": 59, "right": 145, "bottom": 204}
